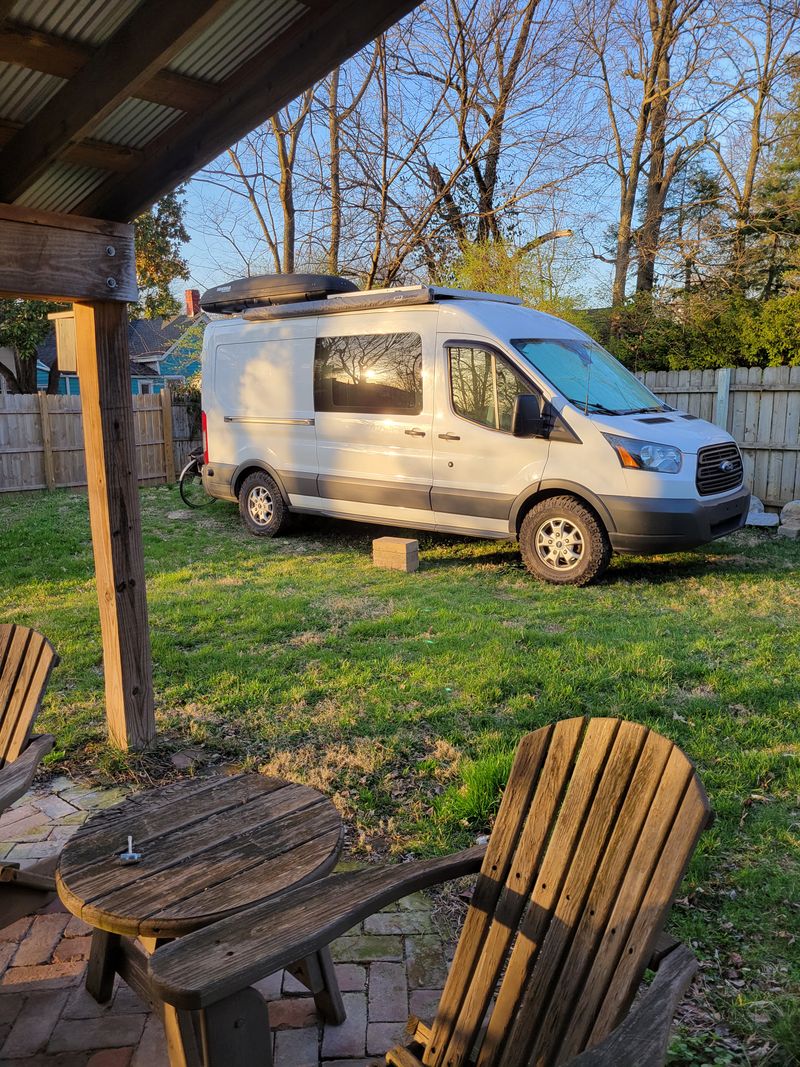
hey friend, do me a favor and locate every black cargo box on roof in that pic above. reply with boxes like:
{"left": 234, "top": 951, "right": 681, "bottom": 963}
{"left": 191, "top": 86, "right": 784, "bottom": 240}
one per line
{"left": 200, "top": 273, "right": 359, "bottom": 314}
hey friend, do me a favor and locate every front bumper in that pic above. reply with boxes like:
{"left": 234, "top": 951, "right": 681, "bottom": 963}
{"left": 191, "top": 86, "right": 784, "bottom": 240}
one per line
{"left": 606, "top": 485, "right": 750, "bottom": 554}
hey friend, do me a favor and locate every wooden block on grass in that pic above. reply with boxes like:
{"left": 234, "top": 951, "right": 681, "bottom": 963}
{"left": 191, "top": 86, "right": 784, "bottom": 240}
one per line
{"left": 373, "top": 537, "right": 419, "bottom": 573}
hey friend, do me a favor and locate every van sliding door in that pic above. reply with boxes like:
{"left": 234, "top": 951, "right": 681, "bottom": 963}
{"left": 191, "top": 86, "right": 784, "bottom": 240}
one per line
{"left": 311, "top": 312, "right": 434, "bottom": 523}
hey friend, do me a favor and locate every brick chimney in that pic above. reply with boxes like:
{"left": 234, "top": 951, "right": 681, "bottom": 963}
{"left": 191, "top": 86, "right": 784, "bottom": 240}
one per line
{"left": 184, "top": 288, "right": 201, "bottom": 317}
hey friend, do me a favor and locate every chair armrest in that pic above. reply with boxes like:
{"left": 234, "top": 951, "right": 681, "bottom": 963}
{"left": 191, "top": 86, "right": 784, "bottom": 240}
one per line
{"left": 563, "top": 942, "right": 698, "bottom": 1067}
{"left": 0, "top": 734, "right": 55, "bottom": 813}
{"left": 149, "top": 844, "right": 485, "bottom": 1010}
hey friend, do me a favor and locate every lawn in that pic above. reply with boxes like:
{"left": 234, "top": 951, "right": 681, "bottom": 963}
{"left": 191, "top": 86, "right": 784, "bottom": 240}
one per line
{"left": 2, "top": 486, "right": 798, "bottom": 1064}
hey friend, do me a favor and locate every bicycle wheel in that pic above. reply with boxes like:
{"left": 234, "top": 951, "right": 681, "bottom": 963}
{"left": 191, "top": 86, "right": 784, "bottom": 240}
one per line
{"left": 179, "top": 460, "right": 215, "bottom": 508}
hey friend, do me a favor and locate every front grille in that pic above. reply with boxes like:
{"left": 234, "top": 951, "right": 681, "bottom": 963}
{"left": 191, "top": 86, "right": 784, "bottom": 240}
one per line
{"left": 696, "top": 442, "right": 743, "bottom": 496}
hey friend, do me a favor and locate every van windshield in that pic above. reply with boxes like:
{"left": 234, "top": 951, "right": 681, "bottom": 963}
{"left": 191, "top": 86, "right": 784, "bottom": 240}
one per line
{"left": 511, "top": 338, "right": 667, "bottom": 415}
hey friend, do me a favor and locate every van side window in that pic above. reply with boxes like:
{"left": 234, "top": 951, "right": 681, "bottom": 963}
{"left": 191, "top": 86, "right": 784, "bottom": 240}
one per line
{"left": 449, "top": 346, "right": 530, "bottom": 431}
{"left": 315, "top": 333, "right": 423, "bottom": 415}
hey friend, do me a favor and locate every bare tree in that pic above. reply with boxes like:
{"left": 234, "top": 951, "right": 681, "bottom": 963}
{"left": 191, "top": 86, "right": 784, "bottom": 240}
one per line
{"left": 705, "top": 0, "right": 800, "bottom": 285}
{"left": 576, "top": 0, "right": 723, "bottom": 306}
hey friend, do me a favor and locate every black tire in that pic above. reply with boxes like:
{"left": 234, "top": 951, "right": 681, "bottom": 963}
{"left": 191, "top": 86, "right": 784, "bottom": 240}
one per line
{"left": 179, "top": 459, "right": 214, "bottom": 508}
{"left": 238, "top": 471, "right": 289, "bottom": 537}
{"left": 519, "top": 495, "right": 611, "bottom": 586}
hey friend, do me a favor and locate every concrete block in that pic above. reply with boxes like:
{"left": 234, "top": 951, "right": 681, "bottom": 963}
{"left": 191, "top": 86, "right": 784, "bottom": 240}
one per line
{"left": 778, "top": 524, "right": 800, "bottom": 539}
{"left": 372, "top": 537, "right": 419, "bottom": 573}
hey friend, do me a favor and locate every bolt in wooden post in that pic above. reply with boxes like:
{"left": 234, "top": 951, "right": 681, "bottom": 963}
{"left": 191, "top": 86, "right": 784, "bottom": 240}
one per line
{"left": 74, "top": 300, "right": 155, "bottom": 750}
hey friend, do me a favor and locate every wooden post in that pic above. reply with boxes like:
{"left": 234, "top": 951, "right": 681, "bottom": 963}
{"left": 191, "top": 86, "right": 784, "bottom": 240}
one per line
{"left": 37, "top": 391, "right": 56, "bottom": 490}
{"left": 74, "top": 301, "right": 155, "bottom": 749}
{"left": 714, "top": 368, "right": 732, "bottom": 432}
{"left": 160, "top": 387, "right": 176, "bottom": 484}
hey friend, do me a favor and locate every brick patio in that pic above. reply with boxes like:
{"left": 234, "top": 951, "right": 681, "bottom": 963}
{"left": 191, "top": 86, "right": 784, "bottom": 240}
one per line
{"left": 0, "top": 780, "right": 454, "bottom": 1066}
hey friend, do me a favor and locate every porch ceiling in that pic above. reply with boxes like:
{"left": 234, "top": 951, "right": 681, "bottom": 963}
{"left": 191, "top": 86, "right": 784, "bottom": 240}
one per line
{"left": 0, "top": 0, "right": 419, "bottom": 223}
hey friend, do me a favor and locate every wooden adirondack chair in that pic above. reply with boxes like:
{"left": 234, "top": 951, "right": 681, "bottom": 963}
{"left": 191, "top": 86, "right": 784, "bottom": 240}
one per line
{"left": 148, "top": 718, "right": 712, "bottom": 1067}
{"left": 0, "top": 624, "right": 60, "bottom": 927}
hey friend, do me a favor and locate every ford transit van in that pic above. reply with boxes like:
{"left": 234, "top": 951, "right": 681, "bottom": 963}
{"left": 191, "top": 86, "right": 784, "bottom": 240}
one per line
{"left": 198, "top": 275, "right": 749, "bottom": 585}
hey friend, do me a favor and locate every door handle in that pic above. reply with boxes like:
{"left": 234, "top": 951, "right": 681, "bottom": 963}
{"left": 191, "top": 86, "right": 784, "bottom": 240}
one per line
{"left": 438, "top": 432, "right": 461, "bottom": 441}
{"left": 405, "top": 428, "right": 426, "bottom": 437}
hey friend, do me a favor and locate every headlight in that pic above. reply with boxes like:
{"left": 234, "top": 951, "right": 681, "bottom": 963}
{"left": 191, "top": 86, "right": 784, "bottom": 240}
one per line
{"left": 604, "top": 434, "right": 682, "bottom": 473}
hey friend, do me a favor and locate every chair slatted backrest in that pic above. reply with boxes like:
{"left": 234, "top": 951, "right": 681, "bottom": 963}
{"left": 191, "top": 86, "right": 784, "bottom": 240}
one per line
{"left": 423, "top": 717, "right": 710, "bottom": 1067}
{"left": 0, "top": 625, "right": 59, "bottom": 767}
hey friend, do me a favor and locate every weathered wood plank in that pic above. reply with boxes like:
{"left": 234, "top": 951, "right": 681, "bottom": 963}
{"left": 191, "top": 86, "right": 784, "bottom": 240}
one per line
{"left": 476, "top": 719, "right": 622, "bottom": 1067}
{"left": 566, "top": 944, "right": 698, "bottom": 1067}
{"left": 430, "top": 718, "right": 584, "bottom": 1066}
{"left": 73, "top": 301, "right": 153, "bottom": 749}
{"left": 0, "top": 204, "right": 136, "bottom": 303}
{"left": 37, "top": 392, "right": 56, "bottom": 490}
{"left": 149, "top": 846, "right": 486, "bottom": 1011}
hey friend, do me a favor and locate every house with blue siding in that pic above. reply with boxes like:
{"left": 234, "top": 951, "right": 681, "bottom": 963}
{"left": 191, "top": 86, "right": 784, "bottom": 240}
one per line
{"left": 0, "top": 290, "right": 205, "bottom": 397}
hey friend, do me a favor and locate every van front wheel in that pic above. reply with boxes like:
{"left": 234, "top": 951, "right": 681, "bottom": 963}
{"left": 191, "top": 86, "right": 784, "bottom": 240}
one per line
{"left": 519, "top": 496, "right": 611, "bottom": 586}
{"left": 239, "top": 471, "right": 289, "bottom": 537}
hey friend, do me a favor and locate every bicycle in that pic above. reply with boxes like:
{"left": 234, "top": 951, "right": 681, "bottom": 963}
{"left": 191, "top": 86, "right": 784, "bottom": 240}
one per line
{"left": 178, "top": 447, "right": 215, "bottom": 508}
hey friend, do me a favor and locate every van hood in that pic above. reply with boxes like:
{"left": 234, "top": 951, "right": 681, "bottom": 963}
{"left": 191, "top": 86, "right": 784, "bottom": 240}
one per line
{"left": 572, "top": 409, "right": 734, "bottom": 454}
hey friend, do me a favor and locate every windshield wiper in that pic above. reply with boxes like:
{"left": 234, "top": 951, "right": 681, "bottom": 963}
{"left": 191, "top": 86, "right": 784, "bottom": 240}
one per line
{"left": 564, "top": 398, "right": 622, "bottom": 415}
{"left": 618, "top": 406, "right": 669, "bottom": 415}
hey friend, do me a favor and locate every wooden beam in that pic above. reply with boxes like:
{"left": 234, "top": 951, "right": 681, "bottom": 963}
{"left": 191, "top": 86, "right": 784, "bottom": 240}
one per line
{"left": 73, "top": 301, "right": 155, "bottom": 751}
{"left": 0, "top": 203, "right": 136, "bottom": 303}
{"left": 0, "top": 119, "right": 142, "bottom": 173}
{"left": 0, "top": 0, "right": 239, "bottom": 201}
{"left": 76, "top": 0, "right": 423, "bottom": 221}
{"left": 0, "top": 22, "right": 220, "bottom": 114}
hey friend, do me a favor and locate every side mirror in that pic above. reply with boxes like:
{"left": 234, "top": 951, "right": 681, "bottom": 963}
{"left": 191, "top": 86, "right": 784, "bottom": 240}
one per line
{"left": 512, "top": 394, "right": 545, "bottom": 437}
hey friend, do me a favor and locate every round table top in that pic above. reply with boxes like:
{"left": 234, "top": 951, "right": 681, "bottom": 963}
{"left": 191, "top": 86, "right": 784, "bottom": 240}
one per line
{"left": 56, "top": 773, "right": 343, "bottom": 938}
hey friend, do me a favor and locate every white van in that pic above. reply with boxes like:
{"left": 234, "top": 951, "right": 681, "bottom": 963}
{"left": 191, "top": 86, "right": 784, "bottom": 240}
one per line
{"left": 198, "top": 275, "right": 749, "bottom": 585}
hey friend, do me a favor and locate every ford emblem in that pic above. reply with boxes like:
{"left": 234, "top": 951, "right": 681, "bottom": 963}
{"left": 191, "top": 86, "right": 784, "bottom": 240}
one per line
{"left": 720, "top": 460, "right": 735, "bottom": 473}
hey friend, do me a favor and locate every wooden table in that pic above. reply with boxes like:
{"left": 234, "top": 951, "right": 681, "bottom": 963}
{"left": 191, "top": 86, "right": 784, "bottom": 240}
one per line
{"left": 56, "top": 773, "right": 346, "bottom": 1065}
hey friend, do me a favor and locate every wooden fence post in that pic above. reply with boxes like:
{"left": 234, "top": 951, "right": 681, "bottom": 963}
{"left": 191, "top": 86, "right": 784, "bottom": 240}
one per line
{"left": 160, "top": 387, "right": 176, "bottom": 484}
{"left": 37, "top": 391, "right": 56, "bottom": 490}
{"left": 714, "top": 368, "right": 732, "bottom": 431}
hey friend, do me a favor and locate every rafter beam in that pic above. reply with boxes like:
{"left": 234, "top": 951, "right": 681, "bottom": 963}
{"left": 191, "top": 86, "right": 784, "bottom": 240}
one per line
{"left": 0, "top": 119, "right": 141, "bottom": 173}
{"left": 0, "top": 0, "right": 238, "bottom": 201}
{"left": 0, "top": 22, "right": 220, "bottom": 114}
{"left": 77, "top": 0, "right": 422, "bottom": 221}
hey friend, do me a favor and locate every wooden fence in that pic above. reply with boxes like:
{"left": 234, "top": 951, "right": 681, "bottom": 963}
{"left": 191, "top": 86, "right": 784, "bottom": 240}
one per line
{"left": 0, "top": 391, "right": 199, "bottom": 493}
{"left": 639, "top": 366, "right": 800, "bottom": 507}
{"left": 3, "top": 367, "right": 799, "bottom": 506}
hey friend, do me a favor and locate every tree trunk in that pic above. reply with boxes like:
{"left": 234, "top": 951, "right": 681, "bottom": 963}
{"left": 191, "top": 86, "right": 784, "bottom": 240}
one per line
{"left": 14, "top": 352, "right": 37, "bottom": 393}
{"left": 47, "top": 361, "right": 61, "bottom": 394}
{"left": 636, "top": 41, "right": 671, "bottom": 293}
{"left": 328, "top": 68, "right": 341, "bottom": 276}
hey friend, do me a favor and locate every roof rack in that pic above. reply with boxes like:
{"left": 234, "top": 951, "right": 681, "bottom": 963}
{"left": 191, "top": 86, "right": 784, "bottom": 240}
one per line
{"left": 200, "top": 273, "right": 358, "bottom": 315}
{"left": 240, "top": 284, "right": 522, "bottom": 322}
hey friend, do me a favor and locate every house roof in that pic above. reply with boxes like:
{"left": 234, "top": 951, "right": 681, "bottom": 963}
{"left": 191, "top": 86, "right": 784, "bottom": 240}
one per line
{"left": 0, "top": 0, "right": 420, "bottom": 223}
{"left": 36, "top": 314, "right": 198, "bottom": 372}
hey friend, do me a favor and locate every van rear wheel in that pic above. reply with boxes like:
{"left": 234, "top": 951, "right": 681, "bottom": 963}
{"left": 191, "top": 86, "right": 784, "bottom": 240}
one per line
{"left": 519, "top": 496, "right": 611, "bottom": 586}
{"left": 239, "top": 471, "right": 289, "bottom": 537}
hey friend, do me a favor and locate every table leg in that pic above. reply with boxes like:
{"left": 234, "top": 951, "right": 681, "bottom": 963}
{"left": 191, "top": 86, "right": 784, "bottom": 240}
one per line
{"left": 86, "top": 930, "right": 120, "bottom": 1003}
{"left": 287, "top": 946, "right": 346, "bottom": 1025}
{"left": 199, "top": 988, "right": 273, "bottom": 1067}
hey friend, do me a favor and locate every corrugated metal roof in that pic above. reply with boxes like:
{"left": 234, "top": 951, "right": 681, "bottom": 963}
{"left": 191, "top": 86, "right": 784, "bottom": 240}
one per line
{"left": 0, "top": 65, "right": 63, "bottom": 124}
{"left": 0, "top": 0, "right": 418, "bottom": 218}
{"left": 15, "top": 162, "right": 108, "bottom": 213}
{"left": 168, "top": 0, "right": 305, "bottom": 83}
{"left": 8, "top": 0, "right": 140, "bottom": 46}
{"left": 92, "top": 98, "right": 183, "bottom": 150}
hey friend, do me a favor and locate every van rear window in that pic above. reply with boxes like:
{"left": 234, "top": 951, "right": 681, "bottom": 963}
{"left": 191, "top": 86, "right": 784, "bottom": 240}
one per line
{"left": 314, "top": 333, "right": 423, "bottom": 415}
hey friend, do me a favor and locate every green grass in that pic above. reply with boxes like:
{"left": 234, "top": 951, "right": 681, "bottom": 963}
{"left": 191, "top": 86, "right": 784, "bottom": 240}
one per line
{"left": 1, "top": 486, "right": 798, "bottom": 1062}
